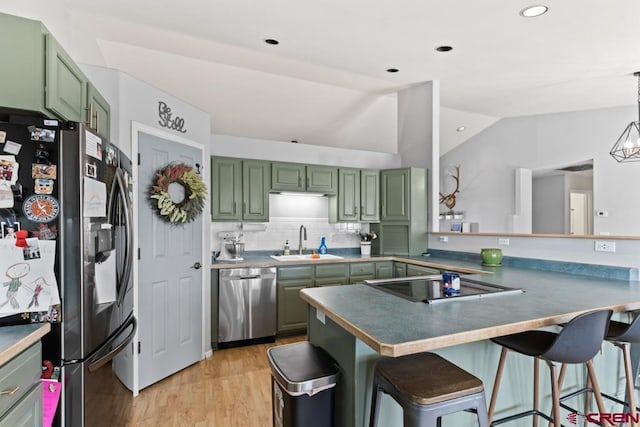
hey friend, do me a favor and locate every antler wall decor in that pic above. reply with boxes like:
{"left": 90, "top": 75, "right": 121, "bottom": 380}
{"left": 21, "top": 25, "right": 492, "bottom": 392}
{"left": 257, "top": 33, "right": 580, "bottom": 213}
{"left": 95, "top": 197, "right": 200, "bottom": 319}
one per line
{"left": 439, "top": 165, "right": 461, "bottom": 209}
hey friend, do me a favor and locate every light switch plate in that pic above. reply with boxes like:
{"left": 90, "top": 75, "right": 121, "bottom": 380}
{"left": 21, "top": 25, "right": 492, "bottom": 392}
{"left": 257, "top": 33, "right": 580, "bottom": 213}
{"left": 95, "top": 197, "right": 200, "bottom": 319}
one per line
{"left": 316, "top": 308, "right": 326, "bottom": 324}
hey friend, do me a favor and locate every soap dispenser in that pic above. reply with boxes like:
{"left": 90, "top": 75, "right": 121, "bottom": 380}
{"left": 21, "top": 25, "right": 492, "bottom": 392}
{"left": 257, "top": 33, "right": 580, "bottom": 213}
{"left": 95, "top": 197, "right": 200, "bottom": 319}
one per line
{"left": 318, "top": 236, "right": 328, "bottom": 255}
{"left": 283, "top": 240, "right": 290, "bottom": 256}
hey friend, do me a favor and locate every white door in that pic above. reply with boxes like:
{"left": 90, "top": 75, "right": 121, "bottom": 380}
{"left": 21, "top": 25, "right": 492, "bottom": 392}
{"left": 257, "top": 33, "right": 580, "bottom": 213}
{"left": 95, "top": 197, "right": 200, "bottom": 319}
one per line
{"left": 137, "top": 131, "right": 203, "bottom": 390}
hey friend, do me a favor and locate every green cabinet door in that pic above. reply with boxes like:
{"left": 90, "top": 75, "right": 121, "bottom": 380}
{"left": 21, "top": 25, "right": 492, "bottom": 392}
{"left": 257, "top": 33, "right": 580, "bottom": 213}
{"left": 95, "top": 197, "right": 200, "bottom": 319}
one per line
{"left": 277, "top": 282, "right": 310, "bottom": 333}
{"left": 307, "top": 165, "right": 338, "bottom": 194}
{"left": 375, "top": 262, "right": 393, "bottom": 279}
{"left": 45, "top": 33, "right": 87, "bottom": 122}
{"left": 86, "top": 82, "right": 111, "bottom": 139}
{"left": 0, "top": 14, "right": 46, "bottom": 116}
{"left": 380, "top": 169, "right": 410, "bottom": 221}
{"left": 360, "top": 169, "right": 380, "bottom": 222}
{"left": 338, "top": 168, "right": 360, "bottom": 221}
{"left": 272, "top": 162, "right": 305, "bottom": 191}
{"left": 242, "top": 160, "right": 269, "bottom": 221}
{"left": 406, "top": 264, "right": 440, "bottom": 276}
{"left": 393, "top": 262, "right": 407, "bottom": 278}
{"left": 211, "top": 157, "right": 242, "bottom": 220}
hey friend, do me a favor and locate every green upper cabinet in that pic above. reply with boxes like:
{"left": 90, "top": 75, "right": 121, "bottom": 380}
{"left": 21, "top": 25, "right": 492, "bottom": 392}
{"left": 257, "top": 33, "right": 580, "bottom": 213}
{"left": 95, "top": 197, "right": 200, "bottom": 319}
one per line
{"left": 272, "top": 162, "right": 306, "bottom": 191}
{"left": 306, "top": 165, "right": 338, "bottom": 194}
{"left": 211, "top": 157, "right": 242, "bottom": 220}
{"left": 272, "top": 162, "right": 337, "bottom": 194}
{"left": 242, "top": 160, "right": 270, "bottom": 221}
{"left": 333, "top": 168, "right": 379, "bottom": 222}
{"left": 380, "top": 168, "right": 410, "bottom": 221}
{"left": 337, "top": 168, "right": 360, "bottom": 221}
{"left": 360, "top": 169, "right": 380, "bottom": 222}
{"left": 0, "top": 13, "right": 111, "bottom": 135}
{"left": 211, "top": 157, "right": 269, "bottom": 222}
{"left": 0, "top": 13, "right": 47, "bottom": 115}
{"left": 86, "top": 82, "right": 111, "bottom": 139}
{"left": 45, "top": 34, "right": 87, "bottom": 123}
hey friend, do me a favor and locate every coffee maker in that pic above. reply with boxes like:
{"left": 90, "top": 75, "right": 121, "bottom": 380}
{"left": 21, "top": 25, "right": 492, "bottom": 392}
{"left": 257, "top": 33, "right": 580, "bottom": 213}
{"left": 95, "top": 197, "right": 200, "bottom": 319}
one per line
{"left": 217, "top": 232, "right": 245, "bottom": 261}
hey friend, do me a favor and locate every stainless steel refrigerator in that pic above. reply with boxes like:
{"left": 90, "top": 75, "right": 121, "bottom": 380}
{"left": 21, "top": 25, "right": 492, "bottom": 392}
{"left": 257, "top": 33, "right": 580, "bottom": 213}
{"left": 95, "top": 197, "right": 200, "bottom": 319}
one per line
{"left": 0, "top": 117, "right": 136, "bottom": 426}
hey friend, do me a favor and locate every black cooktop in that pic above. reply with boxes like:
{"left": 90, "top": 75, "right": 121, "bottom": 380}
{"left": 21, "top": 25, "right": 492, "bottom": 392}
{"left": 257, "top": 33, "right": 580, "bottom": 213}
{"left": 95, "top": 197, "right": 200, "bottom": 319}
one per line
{"left": 365, "top": 277, "right": 522, "bottom": 304}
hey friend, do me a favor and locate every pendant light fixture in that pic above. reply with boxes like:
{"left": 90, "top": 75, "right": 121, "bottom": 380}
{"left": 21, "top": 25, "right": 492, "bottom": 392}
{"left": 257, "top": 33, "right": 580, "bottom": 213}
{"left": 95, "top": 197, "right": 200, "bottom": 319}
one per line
{"left": 610, "top": 72, "right": 640, "bottom": 162}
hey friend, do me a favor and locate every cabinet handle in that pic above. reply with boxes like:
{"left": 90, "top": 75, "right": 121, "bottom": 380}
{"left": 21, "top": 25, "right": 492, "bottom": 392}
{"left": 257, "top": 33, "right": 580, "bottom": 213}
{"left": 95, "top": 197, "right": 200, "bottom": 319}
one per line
{"left": 354, "top": 206, "right": 358, "bottom": 215}
{"left": 298, "top": 176, "right": 302, "bottom": 187}
{"left": 243, "top": 201, "right": 246, "bottom": 215}
{"left": 94, "top": 109, "right": 99, "bottom": 132}
{"left": 1, "top": 386, "right": 19, "bottom": 395}
{"left": 85, "top": 104, "right": 92, "bottom": 127}
{"left": 233, "top": 202, "right": 236, "bottom": 215}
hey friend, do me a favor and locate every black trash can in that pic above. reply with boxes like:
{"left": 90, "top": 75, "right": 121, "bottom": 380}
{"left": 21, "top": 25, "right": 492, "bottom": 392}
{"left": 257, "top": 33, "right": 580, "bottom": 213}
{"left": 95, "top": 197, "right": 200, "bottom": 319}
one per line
{"left": 267, "top": 341, "right": 339, "bottom": 427}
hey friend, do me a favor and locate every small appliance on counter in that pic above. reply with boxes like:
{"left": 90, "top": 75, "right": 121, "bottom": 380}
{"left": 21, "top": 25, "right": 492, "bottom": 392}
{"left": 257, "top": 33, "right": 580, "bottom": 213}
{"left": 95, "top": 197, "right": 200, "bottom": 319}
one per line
{"left": 217, "top": 232, "right": 245, "bottom": 261}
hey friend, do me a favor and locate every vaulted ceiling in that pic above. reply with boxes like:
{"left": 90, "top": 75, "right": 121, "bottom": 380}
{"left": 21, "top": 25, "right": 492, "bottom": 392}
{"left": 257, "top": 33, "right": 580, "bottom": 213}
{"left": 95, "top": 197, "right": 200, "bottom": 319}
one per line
{"left": 9, "top": 0, "right": 640, "bottom": 154}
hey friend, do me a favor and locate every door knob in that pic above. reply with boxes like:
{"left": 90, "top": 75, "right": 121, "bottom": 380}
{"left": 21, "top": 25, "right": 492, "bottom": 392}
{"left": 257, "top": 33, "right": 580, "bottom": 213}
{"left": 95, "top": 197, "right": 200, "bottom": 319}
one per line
{"left": 191, "top": 262, "right": 202, "bottom": 270}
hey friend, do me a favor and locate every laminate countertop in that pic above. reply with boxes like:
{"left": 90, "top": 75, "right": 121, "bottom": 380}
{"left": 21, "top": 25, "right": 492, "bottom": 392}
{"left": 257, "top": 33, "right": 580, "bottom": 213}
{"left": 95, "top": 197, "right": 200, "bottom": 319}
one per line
{"left": 300, "top": 263, "right": 640, "bottom": 357}
{"left": 0, "top": 323, "right": 50, "bottom": 366}
{"left": 211, "top": 253, "right": 489, "bottom": 275}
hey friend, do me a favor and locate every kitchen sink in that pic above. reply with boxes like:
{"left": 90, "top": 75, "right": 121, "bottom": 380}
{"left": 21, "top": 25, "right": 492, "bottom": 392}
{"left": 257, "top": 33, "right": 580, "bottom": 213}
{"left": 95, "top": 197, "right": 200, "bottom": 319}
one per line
{"left": 364, "top": 275, "right": 523, "bottom": 304}
{"left": 270, "top": 254, "right": 344, "bottom": 261}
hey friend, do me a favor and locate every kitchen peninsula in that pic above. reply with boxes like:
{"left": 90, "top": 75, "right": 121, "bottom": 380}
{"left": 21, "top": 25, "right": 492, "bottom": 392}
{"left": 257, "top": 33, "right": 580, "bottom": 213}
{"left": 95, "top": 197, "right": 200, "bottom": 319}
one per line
{"left": 300, "top": 261, "right": 640, "bottom": 427}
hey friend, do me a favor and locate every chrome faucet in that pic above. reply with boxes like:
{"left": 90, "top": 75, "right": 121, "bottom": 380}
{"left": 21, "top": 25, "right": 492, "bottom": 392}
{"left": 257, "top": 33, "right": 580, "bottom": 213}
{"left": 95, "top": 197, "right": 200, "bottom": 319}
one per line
{"left": 298, "top": 225, "right": 307, "bottom": 254}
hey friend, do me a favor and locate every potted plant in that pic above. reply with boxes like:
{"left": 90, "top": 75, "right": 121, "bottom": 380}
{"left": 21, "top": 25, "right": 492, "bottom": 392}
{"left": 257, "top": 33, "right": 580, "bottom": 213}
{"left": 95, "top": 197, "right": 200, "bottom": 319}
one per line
{"left": 359, "top": 231, "right": 377, "bottom": 257}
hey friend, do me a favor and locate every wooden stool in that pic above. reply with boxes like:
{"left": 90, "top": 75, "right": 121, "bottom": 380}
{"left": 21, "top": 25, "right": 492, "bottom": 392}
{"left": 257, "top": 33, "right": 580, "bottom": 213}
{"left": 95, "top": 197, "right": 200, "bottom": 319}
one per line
{"left": 369, "top": 352, "right": 489, "bottom": 427}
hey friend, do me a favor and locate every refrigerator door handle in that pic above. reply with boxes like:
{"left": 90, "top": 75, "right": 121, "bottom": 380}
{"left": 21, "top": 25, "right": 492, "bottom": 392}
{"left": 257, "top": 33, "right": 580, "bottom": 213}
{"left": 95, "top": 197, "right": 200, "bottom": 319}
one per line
{"left": 107, "top": 167, "right": 134, "bottom": 307}
{"left": 86, "top": 312, "right": 137, "bottom": 373}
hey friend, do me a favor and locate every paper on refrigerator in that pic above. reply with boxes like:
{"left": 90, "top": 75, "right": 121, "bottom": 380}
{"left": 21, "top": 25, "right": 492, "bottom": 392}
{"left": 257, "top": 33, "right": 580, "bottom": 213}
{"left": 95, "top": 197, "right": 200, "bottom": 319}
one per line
{"left": 83, "top": 176, "right": 107, "bottom": 217}
{"left": 94, "top": 251, "right": 116, "bottom": 305}
{"left": 0, "top": 239, "right": 60, "bottom": 315}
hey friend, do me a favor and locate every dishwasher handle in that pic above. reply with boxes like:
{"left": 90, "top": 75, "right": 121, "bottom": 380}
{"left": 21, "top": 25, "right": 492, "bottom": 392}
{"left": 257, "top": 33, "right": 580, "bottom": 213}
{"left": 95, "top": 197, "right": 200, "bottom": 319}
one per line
{"left": 238, "top": 275, "right": 261, "bottom": 280}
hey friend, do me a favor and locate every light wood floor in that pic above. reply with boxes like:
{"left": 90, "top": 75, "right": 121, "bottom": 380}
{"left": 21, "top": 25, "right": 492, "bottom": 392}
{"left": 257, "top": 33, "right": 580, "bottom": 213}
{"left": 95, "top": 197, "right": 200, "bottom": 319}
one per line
{"left": 120, "top": 335, "right": 304, "bottom": 426}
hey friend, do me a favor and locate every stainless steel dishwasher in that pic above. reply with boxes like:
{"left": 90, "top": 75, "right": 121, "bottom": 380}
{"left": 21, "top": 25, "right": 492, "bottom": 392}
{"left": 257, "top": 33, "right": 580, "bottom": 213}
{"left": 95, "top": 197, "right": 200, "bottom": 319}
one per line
{"left": 218, "top": 267, "right": 277, "bottom": 345}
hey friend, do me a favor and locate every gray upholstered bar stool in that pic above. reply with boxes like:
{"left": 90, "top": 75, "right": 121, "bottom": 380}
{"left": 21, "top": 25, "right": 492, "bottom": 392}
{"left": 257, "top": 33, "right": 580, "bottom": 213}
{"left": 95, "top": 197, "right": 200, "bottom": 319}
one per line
{"left": 369, "top": 352, "right": 490, "bottom": 427}
{"left": 488, "top": 309, "right": 613, "bottom": 427}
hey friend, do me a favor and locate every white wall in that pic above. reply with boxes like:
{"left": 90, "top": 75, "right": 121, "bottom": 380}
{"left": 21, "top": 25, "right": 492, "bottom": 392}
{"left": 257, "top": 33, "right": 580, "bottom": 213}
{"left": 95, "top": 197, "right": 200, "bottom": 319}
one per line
{"left": 440, "top": 105, "right": 640, "bottom": 236}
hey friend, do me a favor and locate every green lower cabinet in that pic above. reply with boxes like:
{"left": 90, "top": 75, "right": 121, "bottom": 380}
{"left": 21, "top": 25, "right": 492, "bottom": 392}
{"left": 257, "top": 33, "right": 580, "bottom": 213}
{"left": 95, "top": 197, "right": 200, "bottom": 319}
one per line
{"left": 393, "top": 262, "right": 407, "bottom": 278}
{"left": 375, "top": 262, "right": 393, "bottom": 279}
{"left": 315, "top": 263, "right": 348, "bottom": 287}
{"left": 406, "top": 264, "right": 440, "bottom": 276}
{"left": 277, "top": 266, "right": 313, "bottom": 334}
{"left": 277, "top": 281, "right": 311, "bottom": 334}
{"left": 348, "top": 262, "right": 375, "bottom": 284}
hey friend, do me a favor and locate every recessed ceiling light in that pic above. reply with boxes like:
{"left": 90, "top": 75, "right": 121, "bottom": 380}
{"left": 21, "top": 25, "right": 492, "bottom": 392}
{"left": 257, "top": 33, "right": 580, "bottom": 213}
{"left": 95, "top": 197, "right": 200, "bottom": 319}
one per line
{"left": 456, "top": 126, "right": 466, "bottom": 132}
{"left": 520, "top": 5, "right": 548, "bottom": 17}
{"left": 265, "top": 39, "right": 280, "bottom": 45}
{"left": 435, "top": 46, "right": 453, "bottom": 52}
{"left": 386, "top": 68, "right": 399, "bottom": 73}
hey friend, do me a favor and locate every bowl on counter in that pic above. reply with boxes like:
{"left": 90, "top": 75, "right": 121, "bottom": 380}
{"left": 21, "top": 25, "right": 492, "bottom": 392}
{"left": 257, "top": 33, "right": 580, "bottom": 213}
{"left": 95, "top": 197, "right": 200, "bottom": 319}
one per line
{"left": 225, "top": 242, "right": 245, "bottom": 258}
{"left": 480, "top": 248, "right": 503, "bottom": 266}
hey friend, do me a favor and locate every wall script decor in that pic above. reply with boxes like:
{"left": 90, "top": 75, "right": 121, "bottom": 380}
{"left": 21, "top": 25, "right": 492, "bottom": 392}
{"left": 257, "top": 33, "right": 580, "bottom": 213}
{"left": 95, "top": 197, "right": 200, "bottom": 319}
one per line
{"left": 158, "top": 101, "right": 187, "bottom": 134}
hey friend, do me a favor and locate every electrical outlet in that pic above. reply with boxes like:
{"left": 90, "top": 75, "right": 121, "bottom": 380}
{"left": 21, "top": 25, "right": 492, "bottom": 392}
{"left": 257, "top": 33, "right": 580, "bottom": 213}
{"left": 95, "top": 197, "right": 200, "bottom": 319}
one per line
{"left": 594, "top": 241, "right": 616, "bottom": 252}
{"left": 498, "top": 238, "right": 510, "bottom": 246}
{"left": 439, "top": 236, "right": 448, "bottom": 242}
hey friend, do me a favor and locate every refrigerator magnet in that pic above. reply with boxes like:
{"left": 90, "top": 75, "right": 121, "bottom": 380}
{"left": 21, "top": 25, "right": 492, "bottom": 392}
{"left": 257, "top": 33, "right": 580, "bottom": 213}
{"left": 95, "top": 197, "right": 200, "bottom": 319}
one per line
{"left": 85, "top": 163, "right": 97, "bottom": 178}
{"left": 34, "top": 179, "right": 54, "bottom": 195}
{"left": 29, "top": 127, "right": 55, "bottom": 143}
{"left": 0, "top": 130, "right": 5, "bottom": 143}
{"left": 3, "top": 140, "right": 22, "bottom": 155}
{"left": 32, "top": 164, "right": 57, "bottom": 180}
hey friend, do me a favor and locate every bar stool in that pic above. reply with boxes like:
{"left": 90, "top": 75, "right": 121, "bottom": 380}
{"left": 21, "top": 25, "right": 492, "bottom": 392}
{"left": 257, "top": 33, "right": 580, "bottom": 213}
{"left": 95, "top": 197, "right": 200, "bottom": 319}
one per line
{"left": 369, "top": 352, "right": 490, "bottom": 427}
{"left": 488, "top": 309, "right": 613, "bottom": 427}
{"left": 557, "top": 313, "right": 640, "bottom": 424}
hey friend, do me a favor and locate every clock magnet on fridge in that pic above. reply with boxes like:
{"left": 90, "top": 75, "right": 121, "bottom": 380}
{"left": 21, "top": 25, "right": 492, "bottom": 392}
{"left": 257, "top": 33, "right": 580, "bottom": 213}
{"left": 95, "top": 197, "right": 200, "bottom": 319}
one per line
{"left": 22, "top": 194, "right": 60, "bottom": 223}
